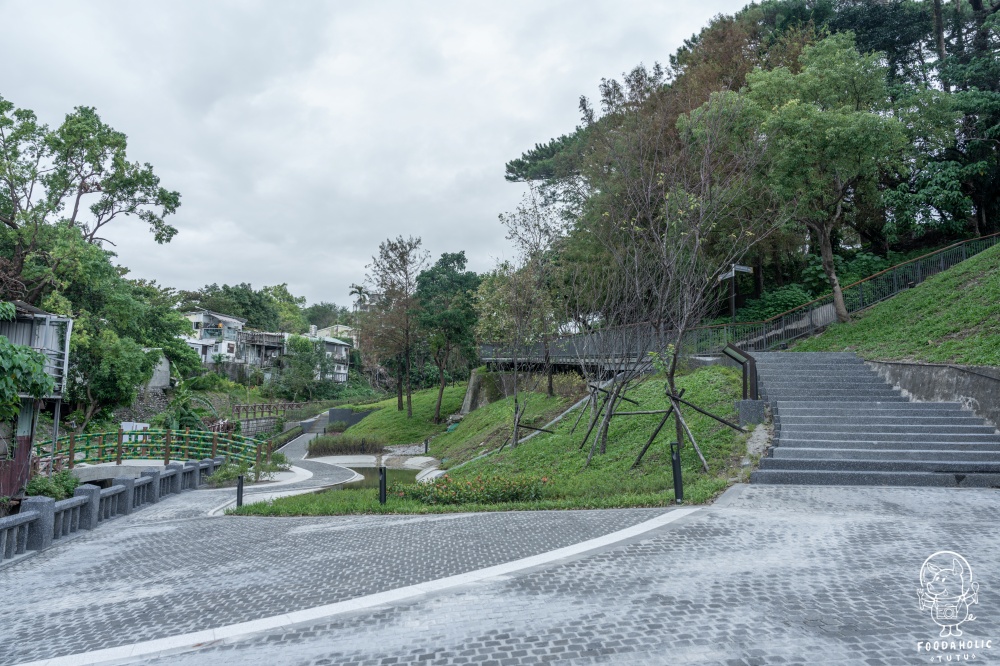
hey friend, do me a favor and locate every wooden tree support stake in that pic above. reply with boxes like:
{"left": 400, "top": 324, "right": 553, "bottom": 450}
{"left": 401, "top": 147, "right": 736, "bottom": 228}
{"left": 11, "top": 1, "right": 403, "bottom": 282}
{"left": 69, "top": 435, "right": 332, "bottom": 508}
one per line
{"left": 631, "top": 388, "right": 685, "bottom": 468}
{"left": 672, "top": 397, "right": 710, "bottom": 473}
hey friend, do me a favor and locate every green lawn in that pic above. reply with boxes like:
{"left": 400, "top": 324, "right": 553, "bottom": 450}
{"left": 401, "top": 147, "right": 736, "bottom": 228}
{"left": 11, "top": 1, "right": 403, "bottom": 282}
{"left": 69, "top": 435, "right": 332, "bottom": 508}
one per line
{"left": 794, "top": 242, "right": 1000, "bottom": 366}
{"left": 230, "top": 366, "right": 749, "bottom": 516}
{"left": 343, "top": 384, "right": 468, "bottom": 445}
{"left": 431, "top": 391, "right": 577, "bottom": 467}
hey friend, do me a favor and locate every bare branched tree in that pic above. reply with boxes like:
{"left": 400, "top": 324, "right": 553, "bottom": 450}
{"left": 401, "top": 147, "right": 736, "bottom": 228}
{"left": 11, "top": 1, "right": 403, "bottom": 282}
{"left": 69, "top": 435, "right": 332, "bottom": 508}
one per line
{"left": 578, "top": 66, "right": 787, "bottom": 462}
{"left": 363, "top": 236, "right": 429, "bottom": 418}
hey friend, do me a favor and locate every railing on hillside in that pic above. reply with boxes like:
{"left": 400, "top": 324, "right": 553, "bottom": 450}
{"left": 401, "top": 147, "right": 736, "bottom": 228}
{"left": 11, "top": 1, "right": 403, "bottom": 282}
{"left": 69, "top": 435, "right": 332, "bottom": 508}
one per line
{"left": 233, "top": 401, "right": 321, "bottom": 420}
{"left": 686, "top": 232, "right": 1000, "bottom": 353}
{"left": 34, "top": 429, "right": 264, "bottom": 469}
{"left": 480, "top": 232, "right": 1000, "bottom": 363}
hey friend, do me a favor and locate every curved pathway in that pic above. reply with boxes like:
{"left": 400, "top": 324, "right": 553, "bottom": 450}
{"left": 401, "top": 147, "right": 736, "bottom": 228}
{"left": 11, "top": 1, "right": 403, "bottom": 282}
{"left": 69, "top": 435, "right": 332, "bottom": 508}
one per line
{"left": 2, "top": 424, "right": 999, "bottom": 666}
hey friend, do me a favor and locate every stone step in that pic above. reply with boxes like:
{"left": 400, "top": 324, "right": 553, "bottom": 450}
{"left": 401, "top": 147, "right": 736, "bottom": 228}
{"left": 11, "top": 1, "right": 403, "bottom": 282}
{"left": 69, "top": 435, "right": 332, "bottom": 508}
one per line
{"left": 761, "top": 380, "right": 891, "bottom": 389}
{"left": 778, "top": 424, "right": 999, "bottom": 436}
{"left": 775, "top": 401, "right": 954, "bottom": 410}
{"left": 776, "top": 416, "right": 985, "bottom": 427}
{"left": 767, "top": 391, "right": 903, "bottom": 398}
{"left": 759, "top": 458, "right": 1000, "bottom": 474}
{"left": 770, "top": 447, "right": 1000, "bottom": 462}
{"left": 750, "top": 469, "right": 1000, "bottom": 487}
{"left": 775, "top": 438, "right": 1000, "bottom": 450}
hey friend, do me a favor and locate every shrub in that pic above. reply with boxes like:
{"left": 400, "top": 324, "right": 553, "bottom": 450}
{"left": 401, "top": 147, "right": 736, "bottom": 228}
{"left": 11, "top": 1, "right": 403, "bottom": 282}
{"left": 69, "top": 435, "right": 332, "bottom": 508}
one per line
{"left": 395, "top": 474, "right": 549, "bottom": 505}
{"left": 25, "top": 470, "right": 80, "bottom": 500}
{"left": 208, "top": 453, "right": 290, "bottom": 487}
{"left": 308, "top": 434, "right": 387, "bottom": 457}
{"left": 737, "top": 284, "right": 814, "bottom": 322}
{"left": 207, "top": 460, "right": 251, "bottom": 487}
{"left": 325, "top": 420, "right": 350, "bottom": 434}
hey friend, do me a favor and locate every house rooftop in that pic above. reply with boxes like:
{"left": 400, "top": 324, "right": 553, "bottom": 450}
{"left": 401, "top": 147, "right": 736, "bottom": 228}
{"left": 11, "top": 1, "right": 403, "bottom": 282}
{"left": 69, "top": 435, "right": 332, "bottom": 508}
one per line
{"left": 184, "top": 308, "right": 248, "bottom": 325}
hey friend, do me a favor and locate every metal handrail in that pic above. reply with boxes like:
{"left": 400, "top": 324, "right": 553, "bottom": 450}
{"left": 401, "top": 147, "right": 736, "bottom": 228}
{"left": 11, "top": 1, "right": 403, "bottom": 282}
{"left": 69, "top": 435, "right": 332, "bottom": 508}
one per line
{"left": 722, "top": 344, "right": 758, "bottom": 400}
{"left": 478, "top": 232, "right": 1000, "bottom": 361}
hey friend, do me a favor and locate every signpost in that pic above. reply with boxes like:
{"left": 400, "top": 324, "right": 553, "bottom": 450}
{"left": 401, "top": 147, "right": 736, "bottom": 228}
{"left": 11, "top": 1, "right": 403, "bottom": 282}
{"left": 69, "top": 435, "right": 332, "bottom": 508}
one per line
{"left": 718, "top": 264, "right": 753, "bottom": 322}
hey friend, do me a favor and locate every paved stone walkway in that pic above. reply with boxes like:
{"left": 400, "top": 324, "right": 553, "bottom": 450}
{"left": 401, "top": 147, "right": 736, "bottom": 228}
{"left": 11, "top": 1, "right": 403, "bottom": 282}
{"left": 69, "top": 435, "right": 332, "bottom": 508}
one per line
{"left": 141, "top": 486, "right": 1000, "bottom": 666}
{"left": 4, "top": 471, "right": 999, "bottom": 665}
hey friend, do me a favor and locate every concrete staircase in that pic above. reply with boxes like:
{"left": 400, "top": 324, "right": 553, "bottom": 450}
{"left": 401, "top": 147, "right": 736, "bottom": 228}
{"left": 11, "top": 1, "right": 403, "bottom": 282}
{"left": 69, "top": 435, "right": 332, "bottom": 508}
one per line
{"left": 750, "top": 352, "right": 1000, "bottom": 487}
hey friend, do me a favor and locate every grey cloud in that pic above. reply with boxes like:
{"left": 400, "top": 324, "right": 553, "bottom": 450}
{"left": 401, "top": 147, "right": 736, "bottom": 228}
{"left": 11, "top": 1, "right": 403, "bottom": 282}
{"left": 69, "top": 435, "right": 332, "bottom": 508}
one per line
{"left": 0, "top": 0, "right": 747, "bottom": 304}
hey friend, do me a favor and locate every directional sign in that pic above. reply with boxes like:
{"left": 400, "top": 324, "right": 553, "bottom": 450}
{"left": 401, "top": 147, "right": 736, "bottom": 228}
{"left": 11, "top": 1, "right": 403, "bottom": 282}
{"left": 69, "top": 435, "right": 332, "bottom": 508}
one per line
{"left": 718, "top": 264, "right": 753, "bottom": 281}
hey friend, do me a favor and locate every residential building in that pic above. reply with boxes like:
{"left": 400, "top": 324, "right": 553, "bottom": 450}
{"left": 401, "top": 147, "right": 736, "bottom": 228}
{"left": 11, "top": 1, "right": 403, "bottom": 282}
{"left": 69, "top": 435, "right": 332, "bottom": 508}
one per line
{"left": 0, "top": 301, "right": 73, "bottom": 498}
{"left": 183, "top": 309, "right": 246, "bottom": 363}
{"left": 316, "top": 324, "right": 358, "bottom": 348}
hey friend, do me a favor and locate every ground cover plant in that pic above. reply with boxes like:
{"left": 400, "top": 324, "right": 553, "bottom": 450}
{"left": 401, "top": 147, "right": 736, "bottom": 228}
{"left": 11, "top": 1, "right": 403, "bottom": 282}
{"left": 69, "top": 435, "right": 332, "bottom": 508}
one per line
{"left": 430, "top": 391, "right": 578, "bottom": 467}
{"left": 307, "top": 434, "right": 387, "bottom": 457}
{"left": 230, "top": 366, "right": 748, "bottom": 516}
{"left": 24, "top": 470, "right": 79, "bottom": 501}
{"left": 207, "top": 452, "right": 291, "bottom": 487}
{"left": 344, "top": 384, "right": 467, "bottom": 444}
{"left": 794, "top": 243, "right": 1000, "bottom": 366}
{"left": 325, "top": 420, "right": 350, "bottom": 434}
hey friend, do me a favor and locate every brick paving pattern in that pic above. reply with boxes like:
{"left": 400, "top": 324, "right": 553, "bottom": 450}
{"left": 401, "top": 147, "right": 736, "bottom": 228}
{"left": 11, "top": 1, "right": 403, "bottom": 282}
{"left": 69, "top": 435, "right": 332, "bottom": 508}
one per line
{"left": 145, "top": 486, "right": 1000, "bottom": 666}
{"left": 0, "top": 507, "right": 663, "bottom": 664}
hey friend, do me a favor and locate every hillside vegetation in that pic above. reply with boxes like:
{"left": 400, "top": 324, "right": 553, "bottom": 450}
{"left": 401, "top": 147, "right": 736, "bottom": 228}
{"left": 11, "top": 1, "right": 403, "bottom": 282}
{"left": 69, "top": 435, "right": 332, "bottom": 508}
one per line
{"left": 795, "top": 243, "right": 1000, "bottom": 366}
{"left": 231, "top": 365, "right": 748, "bottom": 515}
{"left": 345, "top": 385, "right": 468, "bottom": 444}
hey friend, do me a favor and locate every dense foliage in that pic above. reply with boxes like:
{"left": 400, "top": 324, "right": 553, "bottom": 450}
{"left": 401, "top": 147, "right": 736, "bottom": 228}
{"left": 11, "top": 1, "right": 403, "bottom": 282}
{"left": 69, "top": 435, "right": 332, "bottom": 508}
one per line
{"left": 505, "top": 0, "right": 1000, "bottom": 323}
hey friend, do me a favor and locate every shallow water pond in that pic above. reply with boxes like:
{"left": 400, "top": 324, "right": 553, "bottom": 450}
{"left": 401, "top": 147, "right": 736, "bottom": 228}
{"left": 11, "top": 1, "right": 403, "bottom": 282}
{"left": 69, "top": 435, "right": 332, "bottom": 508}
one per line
{"left": 340, "top": 467, "right": 419, "bottom": 489}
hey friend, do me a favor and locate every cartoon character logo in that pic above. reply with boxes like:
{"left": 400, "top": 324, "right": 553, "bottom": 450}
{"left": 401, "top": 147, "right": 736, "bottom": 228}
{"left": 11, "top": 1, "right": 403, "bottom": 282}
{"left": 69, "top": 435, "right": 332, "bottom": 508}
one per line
{"left": 919, "top": 551, "right": 979, "bottom": 637}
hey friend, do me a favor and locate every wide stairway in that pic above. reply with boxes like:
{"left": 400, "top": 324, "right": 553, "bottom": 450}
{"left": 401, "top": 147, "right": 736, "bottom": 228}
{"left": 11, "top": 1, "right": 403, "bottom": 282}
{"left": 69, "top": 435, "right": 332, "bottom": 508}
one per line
{"left": 750, "top": 352, "right": 1000, "bottom": 487}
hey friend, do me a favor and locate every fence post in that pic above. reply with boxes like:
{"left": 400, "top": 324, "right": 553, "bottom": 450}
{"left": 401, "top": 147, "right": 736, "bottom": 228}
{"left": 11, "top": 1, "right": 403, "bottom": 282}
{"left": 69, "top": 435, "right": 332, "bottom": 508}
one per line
{"left": 140, "top": 470, "right": 161, "bottom": 504}
{"left": 165, "top": 462, "right": 184, "bottom": 494}
{"left": 185, "top": 460, "right": 201, "bottom": 488}
{"left": 212, "top": 432, "right": 218, "bottom": 458}
{"left": 22, "top": 496, "right": 55, "bottom": 550}
{"left": 111, "top": 478, "right": 135, "bottom": 515}
{"left": 184, "top": 428, "right": 190, "bottom": 460}
{"left": 68, "top": 433, "right": 76, "bottom": 469}
{"left": 74, "top": 485, "right": 101, "bottom": 530}
{"left": 116, "top": 428, "right": 124, "bottom": 465}
{"left": 164, "top": 430, "right": 172, "bottom": 465}
{"left": 962, "top": 243, "right": 967, "bottom": 262}
{"left": 255, "top": 442, "right": 262, "bottom": 482}
{"left": 98, "top": 434, "right": 105, "bottom": 462}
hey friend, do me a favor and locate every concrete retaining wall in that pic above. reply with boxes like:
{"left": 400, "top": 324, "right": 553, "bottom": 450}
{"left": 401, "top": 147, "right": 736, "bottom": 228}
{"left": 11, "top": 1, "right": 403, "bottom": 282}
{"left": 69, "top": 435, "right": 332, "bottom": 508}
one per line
{"left": 866, "top": 360, "right": 1000, "bottom": 428}
{"left": 327, "top": 408, "right": 374, "bottom": 430}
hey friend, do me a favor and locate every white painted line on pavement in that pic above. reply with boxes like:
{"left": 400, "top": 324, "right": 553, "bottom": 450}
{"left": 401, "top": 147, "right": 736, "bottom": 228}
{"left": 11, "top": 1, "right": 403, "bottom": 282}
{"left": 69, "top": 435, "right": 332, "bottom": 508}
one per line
{"left": 17, "top": 507, "right": 700, "bottom": 666}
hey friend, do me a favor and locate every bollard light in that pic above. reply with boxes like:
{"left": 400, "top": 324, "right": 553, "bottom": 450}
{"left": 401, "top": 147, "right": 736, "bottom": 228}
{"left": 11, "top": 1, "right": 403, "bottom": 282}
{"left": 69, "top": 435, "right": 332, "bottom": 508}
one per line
{"left": 378, "top": 466, "right": 387, "bottom": 505}
{"left": 670, "top": 441, "right": 684, "bottom": 504}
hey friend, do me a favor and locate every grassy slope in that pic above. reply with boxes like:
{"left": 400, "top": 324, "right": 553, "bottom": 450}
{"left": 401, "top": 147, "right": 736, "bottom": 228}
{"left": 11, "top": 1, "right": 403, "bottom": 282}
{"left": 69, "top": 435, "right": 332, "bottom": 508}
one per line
{"left": 794, "top": 242, "right": 1000, "bottom": 365}
{"left": 344, "top": 384, "right": 468, "bottom": 444}
{"left": 231, "top": 366, "right": 747, "bottom": 515}
{"left": 431, "top": 392, "right": 576, "bottom": 467}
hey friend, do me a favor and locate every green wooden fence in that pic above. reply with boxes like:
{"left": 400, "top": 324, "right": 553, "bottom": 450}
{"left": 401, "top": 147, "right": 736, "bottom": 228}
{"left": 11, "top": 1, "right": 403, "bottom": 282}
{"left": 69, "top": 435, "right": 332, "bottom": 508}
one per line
{"left": 35, "top": 429, "right": 266, "bottom": 469}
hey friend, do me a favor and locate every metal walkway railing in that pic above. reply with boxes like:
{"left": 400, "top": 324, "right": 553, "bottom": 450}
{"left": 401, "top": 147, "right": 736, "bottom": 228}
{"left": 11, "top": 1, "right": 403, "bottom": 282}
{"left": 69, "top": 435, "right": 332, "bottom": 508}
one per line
{"left": 480, "top": 232, "right": 1000, "bottom": 363}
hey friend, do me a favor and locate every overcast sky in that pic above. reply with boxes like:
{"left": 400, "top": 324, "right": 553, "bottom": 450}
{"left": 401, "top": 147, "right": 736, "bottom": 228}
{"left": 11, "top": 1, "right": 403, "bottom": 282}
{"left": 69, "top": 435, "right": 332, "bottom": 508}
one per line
{"left": 1, "top": 0, "right": 747, "bottom": 306}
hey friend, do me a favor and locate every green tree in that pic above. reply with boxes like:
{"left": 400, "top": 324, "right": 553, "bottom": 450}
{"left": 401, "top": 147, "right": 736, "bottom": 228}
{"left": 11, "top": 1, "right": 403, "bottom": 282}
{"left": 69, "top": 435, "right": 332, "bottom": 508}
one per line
{"left": 262, "top": 283, "right": 308, "bottom": 333}
{"left": 179, "top": 283, "right": 280, "bottom": 331}
{"left": 277, "top": 335, "right": 324, "bottom": 401}
{"left": 304, "top": 301, "right": 350, "bottom": 329}
{"left": 67, "top": 323, "right": 156, "bottom": 431}
{"left": 416, "top": 252, "right": 480, "bottom": 423}
{"left": 745, "top": 33, "right": 910, "bottom": 321}
{"left": 0, "top": 97, "right": 180, "bottom": 303}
